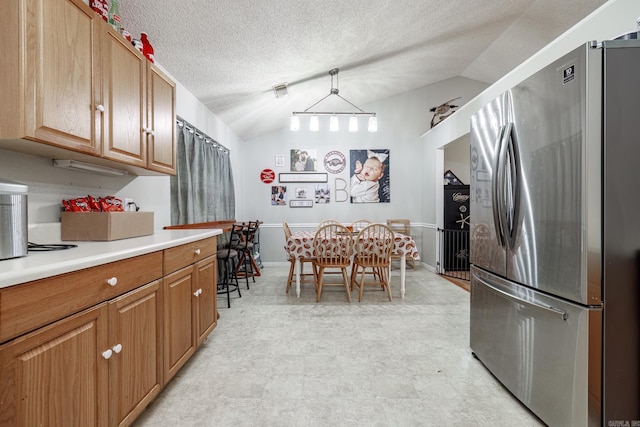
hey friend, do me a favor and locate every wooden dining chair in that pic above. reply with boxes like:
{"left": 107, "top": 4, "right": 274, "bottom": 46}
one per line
{"left": 318, "top": 219, "right": 341, "bottom": 228}
{"left": 351, "top": 223, "right": 394, "bottom": 302}
{"left": 349, "top": 219, "right": 372, "bottom": 233}
{"left": 283, "top": 221, "right": 316, "bottom": 294}
{"left": 386, "top": 219, "right": 414, "bottom": 269}
{"left": 313, "top": 223, "right": 353, "bottom": 302}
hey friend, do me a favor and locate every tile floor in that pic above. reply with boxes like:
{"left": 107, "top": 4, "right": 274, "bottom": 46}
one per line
{"left": 134, "top": 264, "right": 544, "bottom": 426}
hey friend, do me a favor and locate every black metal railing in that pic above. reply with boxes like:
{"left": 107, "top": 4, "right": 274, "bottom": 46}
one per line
{"left": 437, "top": 228, "right": 470, "bottom": 281}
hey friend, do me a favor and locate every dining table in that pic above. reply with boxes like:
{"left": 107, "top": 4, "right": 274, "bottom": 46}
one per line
{"left": 286, "top": 230, "right": 420, "bottom": 298}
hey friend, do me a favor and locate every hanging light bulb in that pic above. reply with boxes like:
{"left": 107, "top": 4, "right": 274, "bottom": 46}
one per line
{"left": 368, "top": 116, "right": 378, "bottom": 132}
{"left": 329, "top": 115, "right": 339, "bottom": 132}
{"left": 290, "top": 115, "right": 300, "bottom": 132}
{"left": 348, "top": 116, "right": 358, "bottom": 132}
{"left": 309, "top": 115, "right": 319, "bottom": 132}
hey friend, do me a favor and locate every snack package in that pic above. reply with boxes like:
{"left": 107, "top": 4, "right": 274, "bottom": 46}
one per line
{"left": 99, "top": 196, "right": 124, "bottom": 212}
{"left": 63, "top": 197, "right": 92, "bottom": 212}
{"left": 87, "top": 195, "right": 102, "bottom": 212}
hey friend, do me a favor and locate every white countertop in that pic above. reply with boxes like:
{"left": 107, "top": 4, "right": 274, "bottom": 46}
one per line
{"left": 0, "top": 228, "right": 223, "bottom": 289}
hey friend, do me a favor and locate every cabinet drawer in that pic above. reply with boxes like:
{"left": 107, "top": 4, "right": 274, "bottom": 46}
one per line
{"left": 163, "top": 237, "right": 217, "bottom": 274}
{"left": 0, "top": 251, "right": 162, "bottom": 343}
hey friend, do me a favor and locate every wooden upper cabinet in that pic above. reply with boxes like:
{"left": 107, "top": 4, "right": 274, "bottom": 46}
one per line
{"left": 0, "top": 0, "right": 176, "bottom": 175}
{"left": 0, "top": 0, "right": 100, "bottom": 154}
{"left": 147, "top": 65, "right": 176, "bottom": 175}
{"left": 100, "top": 29, "right": 147, "bottom": 168}
{"left": 100, "top": 29, "right": 176, "bottom": 174}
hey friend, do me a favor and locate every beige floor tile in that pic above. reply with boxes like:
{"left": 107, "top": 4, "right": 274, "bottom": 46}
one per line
{"left": 134, "top": 265, "right": 544, "bottom": 427}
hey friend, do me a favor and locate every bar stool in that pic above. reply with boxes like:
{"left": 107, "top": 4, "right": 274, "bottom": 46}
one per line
{"left": 217, "top": 225, "right": 242, "bottom": 308}
{"left": 233, "top": 221, "right": 259, "bottom": 289}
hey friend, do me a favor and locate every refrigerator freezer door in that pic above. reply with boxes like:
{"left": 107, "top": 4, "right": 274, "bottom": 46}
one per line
{"left": 470, "top": 93, "right": 510, "bottom": 277}
{"left": 505, "top": 43, "right": 601, "bottom": 305}
{"left": 470, "top": 266, "right": 602, "bottom": 426}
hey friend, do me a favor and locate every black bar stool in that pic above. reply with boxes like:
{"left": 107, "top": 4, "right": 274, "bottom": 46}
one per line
{"left": 217, "top": 225, "right": 242, "bottom": 308}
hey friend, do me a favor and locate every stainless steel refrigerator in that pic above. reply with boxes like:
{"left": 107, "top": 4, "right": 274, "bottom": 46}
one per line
{"left": 470, "top": 39, "right": 640, "bottom": 426}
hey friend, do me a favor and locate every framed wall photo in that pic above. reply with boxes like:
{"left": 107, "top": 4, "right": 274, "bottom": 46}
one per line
{"left": 279, "top": 173, "right": 328, "bottom": 183}
{"left": 315, "top": 184, "right": 330, "bottom": 204}
{"left": 350, "top": 149, "right": 390, "bottom": 203}
{"left": 290, "top": 149, "right": 317, "bottom": 171}
{"left": 271, "top": 185, "right": 287, "bottom": 205}
{"left": 295, "top": 187, "right": 308, "bottom": 198}
{"left": 290, "top": 199, "right": 313, "bottom": 208}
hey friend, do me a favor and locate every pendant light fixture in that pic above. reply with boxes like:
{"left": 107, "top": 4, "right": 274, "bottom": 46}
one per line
{"left": 291, "top": 68, "right": 377, "bottom": 132}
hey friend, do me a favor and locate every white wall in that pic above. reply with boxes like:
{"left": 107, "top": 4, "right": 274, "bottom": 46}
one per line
{"left": 242, "top": 77, "right": 488, "bottom": 267}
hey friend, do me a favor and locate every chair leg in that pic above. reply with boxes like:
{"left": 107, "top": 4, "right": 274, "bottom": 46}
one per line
{"left": 316, "top": 267, "right": 324, "bottom": 303}
{"left": 231, "top": 256, "right": 241, "bottom": 298}
{"left": 341, "top": 268, "right": 351, "bottom": 303}
{"left": 286, "top": 259, "right": 295, "bottom": 294}
{"left": 358, "top": 268, "right": 366, "bottom": 302}
{"left": 383, "top": 267, "right": 392, "bottom": 301}
{"left": 218, "top": 257, "right": 231, "bottom": 308}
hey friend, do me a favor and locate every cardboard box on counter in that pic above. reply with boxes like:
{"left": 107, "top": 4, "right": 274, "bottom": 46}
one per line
{"left": 61, "top": 212, "right": 154, "bottom": 241}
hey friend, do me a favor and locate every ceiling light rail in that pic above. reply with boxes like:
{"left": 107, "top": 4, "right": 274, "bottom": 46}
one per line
{"left": 291, "top": 68, "right": 377, "bottom": 132}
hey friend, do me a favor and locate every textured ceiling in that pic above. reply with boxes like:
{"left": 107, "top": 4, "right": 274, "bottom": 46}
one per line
{"left": 118, "top": 0, "right": 606, "bottom": 141}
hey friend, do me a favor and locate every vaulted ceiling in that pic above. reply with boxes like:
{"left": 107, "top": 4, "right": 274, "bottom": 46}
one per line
{"left": 119, "top": 0, "right": 607, "bottom": 141}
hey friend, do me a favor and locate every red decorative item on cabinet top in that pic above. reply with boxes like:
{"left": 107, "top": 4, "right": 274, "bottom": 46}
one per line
{"left": 140, "top": 32, "right": 155, "bottom": 63}
{"left": 90, "top": 0, "right": 109, "bottom": 21}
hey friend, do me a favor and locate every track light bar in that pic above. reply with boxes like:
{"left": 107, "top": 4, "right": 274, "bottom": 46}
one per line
{"left": 291, "top": 68, "right": 377, "bottom": 132}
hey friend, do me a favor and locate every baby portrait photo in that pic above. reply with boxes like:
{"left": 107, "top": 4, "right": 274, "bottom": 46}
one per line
{"left": 349, "top": 149, "right": 390, "bottom": 203}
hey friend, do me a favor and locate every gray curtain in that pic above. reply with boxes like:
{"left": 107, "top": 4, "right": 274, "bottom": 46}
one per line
{"left": 170, "top": 119, "right": 235, "bottom": 225}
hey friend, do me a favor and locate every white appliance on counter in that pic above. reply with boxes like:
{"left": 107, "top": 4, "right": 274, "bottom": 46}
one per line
{"left": 469, "top": 38, "right": 640, "bottom": 426}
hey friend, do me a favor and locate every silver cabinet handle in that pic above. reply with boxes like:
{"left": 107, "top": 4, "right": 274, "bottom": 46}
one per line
{"left": 106, "top": 277, "right": 118, "bottom": 287}
{"left": 102, "top": 349, "right": 113, "bottom": 360}
{"left": 96, "top": 104, "right": 105, "bottom": 112}
{"left": 474, "top": 273, "right": 568, "bottom": 321}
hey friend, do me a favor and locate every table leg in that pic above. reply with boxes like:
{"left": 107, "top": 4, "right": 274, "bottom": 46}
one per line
{"left": 295, "top": 257, "right": 301, "bottom": 298}
{"left": 400, "top": 254, "right": 406, "bottom": 298}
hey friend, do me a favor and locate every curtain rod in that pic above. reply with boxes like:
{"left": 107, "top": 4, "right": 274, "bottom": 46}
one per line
{"left": 176, "top": 116, "right": 230, "bottom": 154}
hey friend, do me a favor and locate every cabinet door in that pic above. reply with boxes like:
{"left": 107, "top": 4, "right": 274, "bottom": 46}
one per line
{"left": 108, "top": 280, "right": 163, "bottom": 427}
{"left": 195, "top": 255, "right": 217, "bottom": 346}
{"left": 0, "top": 304, "right": 109, "bottom": 427}
{"left": 101, "top": 27, "right": 147, "bottom": 167}
{"left": 25, "top": 0, "right": 100, "bottom": 153}
{"left": 147, "top": 64, "right": 176, "bottom": 175}
{"left": 163, "top": 266, "right": 196, "bottom": 384}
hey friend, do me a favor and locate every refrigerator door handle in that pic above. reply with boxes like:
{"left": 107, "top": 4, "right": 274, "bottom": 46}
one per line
{"left": 492, "top": 125, "right": 507, "bottom": 248}
{"left": 473, "top": 272, "right": 569, "bottom": 321}
{"left": 505, "top": 122, "right": 522, "bottom": 248}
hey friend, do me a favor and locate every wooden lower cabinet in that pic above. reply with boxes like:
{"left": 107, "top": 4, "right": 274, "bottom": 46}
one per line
{"left": 0, "top": 280, "right": 162, "bottom": 427}
{"left": 108, "top": 280, "right": 163, "bottom": 427}
{"left": 195, "top": 256, "right": 217, "bottom": 347}
{"left": 163, "top": 255, "right": 217, "bottom": 384}
{"left": 0, "top": 303, "right": 110, "bottom": 427}
{"left": 0, "top": 237, "right": 217, "bottom": 426}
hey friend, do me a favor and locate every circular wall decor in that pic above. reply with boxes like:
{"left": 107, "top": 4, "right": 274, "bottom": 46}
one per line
{"left": 323, "top": 151, "right": 346, "bottom": 173}
{"left": 260, "top": 169, "right": 276, "bottom": 183}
